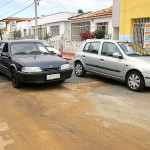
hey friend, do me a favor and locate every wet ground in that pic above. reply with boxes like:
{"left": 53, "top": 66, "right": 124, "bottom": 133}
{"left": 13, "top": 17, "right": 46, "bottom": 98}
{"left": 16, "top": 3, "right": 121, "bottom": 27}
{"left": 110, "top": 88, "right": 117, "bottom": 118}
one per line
{"left": 0, "top": 70, "right": 150, "bottom": 150}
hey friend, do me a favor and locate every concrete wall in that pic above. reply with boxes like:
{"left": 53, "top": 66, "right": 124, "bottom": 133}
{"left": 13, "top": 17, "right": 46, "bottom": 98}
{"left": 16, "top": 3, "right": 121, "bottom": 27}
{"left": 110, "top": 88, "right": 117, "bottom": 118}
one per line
{"left": 112, "top": 0, "right": 120, "bottom": 27}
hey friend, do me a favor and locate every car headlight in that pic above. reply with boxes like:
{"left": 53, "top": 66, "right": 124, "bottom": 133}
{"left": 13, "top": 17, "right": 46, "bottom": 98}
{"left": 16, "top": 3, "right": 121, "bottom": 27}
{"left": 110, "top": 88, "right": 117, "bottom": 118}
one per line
{"left": 21, "top": 67, "right": 42, "bottom": 73}
{"left": 61, "top": 64, "right": 71, "bottom": 70}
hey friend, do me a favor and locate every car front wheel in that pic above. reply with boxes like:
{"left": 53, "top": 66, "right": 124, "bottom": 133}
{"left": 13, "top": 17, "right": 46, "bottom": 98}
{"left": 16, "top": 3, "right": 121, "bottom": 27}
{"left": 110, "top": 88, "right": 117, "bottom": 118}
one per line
{"left": 11, "top": 69, "right": 22, "bottom": 88}
{"left": 74, "top": 62, "right": 86, "bottom": 77}
{"left": 126, "top": 71, "right": 145, "bottom": 92}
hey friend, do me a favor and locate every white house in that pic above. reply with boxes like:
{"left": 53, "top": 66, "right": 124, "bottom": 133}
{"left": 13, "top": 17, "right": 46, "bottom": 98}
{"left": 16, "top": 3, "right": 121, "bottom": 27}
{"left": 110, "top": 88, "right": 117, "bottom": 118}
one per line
{"left": 0, "top": 17, "right": 31, "bottom": 40}
{"left": 30, "top": 12, "right": 75, "bottom": 41}
{"left": 69, "top": 7, "right": 113, "bottom": 41}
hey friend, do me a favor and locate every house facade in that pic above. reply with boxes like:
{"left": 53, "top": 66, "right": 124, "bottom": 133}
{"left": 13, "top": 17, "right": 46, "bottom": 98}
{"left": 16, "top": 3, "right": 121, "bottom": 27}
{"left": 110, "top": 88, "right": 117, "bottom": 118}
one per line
{"left": 30, "top": 12, "right": 75, "bottom": 41}
{"left": 113, "top": 0, "right": 150, "bottom": 47}
{"left": 120, "top": 0, "right": 150, "bottom": 47}
{"left": 69, "top": 7, "right": 113, "bottom": 41}
{"left": 112, "top": 0, "right": 120, "bottom": 40}
{"left": 0, "top": 17, "right": 31, "bottom": 40}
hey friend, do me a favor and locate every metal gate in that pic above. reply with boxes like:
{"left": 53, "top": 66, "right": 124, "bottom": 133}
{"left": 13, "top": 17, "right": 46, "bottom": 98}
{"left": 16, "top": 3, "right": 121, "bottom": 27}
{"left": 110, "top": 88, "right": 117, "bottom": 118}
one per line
{"left": 133, "top": 18, "right": 150, "bottom": 47}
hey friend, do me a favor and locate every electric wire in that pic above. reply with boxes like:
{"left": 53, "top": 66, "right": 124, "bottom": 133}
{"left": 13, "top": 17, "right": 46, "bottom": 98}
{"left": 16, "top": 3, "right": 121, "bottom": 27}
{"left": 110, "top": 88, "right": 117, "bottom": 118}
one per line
{"left": 0, "top": 0, "right": 14, "bottom": 9}
{"left": 0, "top": 2, "right": 34, "bottom": 21}
{"left": 0, "top": 0, "right": 31, "bottom": 18}
{"left": 54, "top": 0, "right": 74, "bottom": 16}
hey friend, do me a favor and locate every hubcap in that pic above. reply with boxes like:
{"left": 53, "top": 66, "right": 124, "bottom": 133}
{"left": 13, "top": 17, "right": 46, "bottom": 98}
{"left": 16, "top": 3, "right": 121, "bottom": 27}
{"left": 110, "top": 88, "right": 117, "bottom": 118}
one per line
{"left": 75, "top": 64, "right": 82, "bottom": 75}
{"left": 128, "top": 74, "right": 140, "bottom": 90}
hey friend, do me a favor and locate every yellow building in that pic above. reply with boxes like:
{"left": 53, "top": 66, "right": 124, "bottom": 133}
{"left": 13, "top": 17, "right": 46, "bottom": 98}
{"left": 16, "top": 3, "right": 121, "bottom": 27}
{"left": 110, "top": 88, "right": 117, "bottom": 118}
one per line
{"left": 119, "top": 0, "right": 150, "bottom": 47}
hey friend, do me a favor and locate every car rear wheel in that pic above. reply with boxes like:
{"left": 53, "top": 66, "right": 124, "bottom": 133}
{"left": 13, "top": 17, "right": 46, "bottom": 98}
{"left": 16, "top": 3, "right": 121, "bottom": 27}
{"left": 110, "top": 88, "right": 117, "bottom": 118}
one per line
{"left": 74, "top": 62, "right": 86, "bottom": 77}
{"left": 11, "top": 69, "right": 22, "bottom": 88}
{"left": 126, "top": 71, "right": 145, "bottom": 92}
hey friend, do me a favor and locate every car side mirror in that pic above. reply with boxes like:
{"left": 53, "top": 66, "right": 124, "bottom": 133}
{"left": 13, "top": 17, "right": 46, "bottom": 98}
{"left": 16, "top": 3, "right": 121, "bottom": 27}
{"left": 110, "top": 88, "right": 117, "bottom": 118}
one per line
{"left": 113, "top": 53, "right": 123, "bottom": 59}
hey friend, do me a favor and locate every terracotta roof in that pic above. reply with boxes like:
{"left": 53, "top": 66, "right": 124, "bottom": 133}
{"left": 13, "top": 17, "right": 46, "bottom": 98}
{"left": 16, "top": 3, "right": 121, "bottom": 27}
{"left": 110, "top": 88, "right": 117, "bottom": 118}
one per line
{"left": 69, "top": 6, "right": 112, "bottom": 21}
{"left": 1, "top": 17, "right": 32, "bottom": 22}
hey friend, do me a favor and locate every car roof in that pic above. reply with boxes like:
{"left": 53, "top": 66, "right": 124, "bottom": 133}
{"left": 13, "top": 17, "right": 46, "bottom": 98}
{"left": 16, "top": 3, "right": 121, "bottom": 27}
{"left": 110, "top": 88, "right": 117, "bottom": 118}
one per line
{"left": 1, "top": 39, "right": 45, "bottom": 43}
{"left": 85, "top": 39, "right": 129, "bottom": 43}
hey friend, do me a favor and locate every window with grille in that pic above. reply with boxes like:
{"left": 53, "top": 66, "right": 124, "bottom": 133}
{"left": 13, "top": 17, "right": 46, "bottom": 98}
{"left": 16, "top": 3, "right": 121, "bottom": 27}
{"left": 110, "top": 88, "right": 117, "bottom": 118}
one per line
{"left": 50, "top": 25, "right": 60, "bottom": 36}
{"left": 42, "top": 27, "right": 47, "bottom": 36}
{"left": 71, "top": 21, "right": 91, "bottom": 41}
{"left": 97, "top": 22, "right": 108, "bottom": 35}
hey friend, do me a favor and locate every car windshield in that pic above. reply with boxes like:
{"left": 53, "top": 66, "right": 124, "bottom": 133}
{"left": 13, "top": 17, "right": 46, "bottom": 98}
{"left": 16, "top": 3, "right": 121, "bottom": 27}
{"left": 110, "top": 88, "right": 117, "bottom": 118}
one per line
{"left": 117, "top": 42, "right": 150, "bottom": 56}
{"left": 42, "top": 41, "right": 52, "bottom": 47}
{"left": 10, "top": 42, "right": 50, "bottom": 55}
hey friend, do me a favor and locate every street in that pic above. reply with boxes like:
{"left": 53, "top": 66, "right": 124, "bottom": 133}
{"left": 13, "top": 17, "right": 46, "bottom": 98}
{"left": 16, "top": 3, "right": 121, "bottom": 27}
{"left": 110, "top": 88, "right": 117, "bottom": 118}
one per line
{"left": 0, "top": 63, "right": 150, "bottom": 150}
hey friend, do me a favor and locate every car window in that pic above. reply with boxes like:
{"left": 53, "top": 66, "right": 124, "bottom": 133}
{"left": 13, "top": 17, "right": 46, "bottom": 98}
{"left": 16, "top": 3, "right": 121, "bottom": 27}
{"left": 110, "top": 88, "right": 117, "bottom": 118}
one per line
{"left": 10, "top": 42, "right": 49, "bottom": 55}
{"left": 83, "top": 43, "right": 90, "bottom": 52}
{"left": 83, "top": 42, "right": 100, "bottom": 54}
{"left": 2, "top": 43, "right": 8, "bottom": 53}
{"left": 101, "top": 42, "right": 120, "bottom": 57}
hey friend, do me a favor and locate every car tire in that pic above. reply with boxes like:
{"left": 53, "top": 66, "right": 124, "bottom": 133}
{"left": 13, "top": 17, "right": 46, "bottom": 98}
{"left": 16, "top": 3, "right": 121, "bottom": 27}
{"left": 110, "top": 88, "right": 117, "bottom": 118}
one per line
{"left": 74, "top": 62, "right": 86, "bottom": 77}
{"left": 11, "top": 69, "right": 22, "bottom": 88}
{"left": 126, "top": 71, "right": 145, "bottom": 92}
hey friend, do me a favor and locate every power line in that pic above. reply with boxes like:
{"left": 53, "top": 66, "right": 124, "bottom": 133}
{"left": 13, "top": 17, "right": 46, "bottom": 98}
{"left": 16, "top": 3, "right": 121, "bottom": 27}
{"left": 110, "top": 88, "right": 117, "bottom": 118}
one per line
{"left": 0, "top": 2, "right": 34, "bottom": 21}
{"left": 0, "top": 0, "right": 31, "bottom": 18}
{"left": 0, "top": 0, "right": 14, "bottom": 9}
{"left": 55, "top": 0, "right": 74, "bottom": 16}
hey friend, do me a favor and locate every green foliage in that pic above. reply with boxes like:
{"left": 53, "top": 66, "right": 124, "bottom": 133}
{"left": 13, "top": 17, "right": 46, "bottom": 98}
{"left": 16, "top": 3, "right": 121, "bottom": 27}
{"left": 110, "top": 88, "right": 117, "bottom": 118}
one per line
{"left": 13, "top": 30, "right": 21, "bottom": 39}
{"left": 78, "top": 9, "right": 84, "bottom": 13}
{"left": 39, "top": 33, "right": 53, "bottom": 41}
{"left": 94, "top": 29, "right": 105, "bottom": 39}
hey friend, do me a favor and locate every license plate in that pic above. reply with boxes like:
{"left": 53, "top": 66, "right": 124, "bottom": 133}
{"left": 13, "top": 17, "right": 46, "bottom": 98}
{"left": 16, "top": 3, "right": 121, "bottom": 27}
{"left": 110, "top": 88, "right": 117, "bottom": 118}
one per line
{"left": 46, "top": 74, "right": 60, "bottom": 80}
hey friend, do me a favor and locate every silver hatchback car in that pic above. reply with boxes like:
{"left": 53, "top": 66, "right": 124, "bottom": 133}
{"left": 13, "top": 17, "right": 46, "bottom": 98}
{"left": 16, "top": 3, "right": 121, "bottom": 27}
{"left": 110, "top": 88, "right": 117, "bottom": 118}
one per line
{"left": 74, "top": 39, "right": 150, "bottom": 92}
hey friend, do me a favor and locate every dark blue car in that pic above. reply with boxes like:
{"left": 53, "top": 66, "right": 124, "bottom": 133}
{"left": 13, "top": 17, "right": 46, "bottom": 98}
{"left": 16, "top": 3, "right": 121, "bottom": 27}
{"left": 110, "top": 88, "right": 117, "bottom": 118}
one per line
{"left": 0, "top": 40, "right": 72, "bottom": 88}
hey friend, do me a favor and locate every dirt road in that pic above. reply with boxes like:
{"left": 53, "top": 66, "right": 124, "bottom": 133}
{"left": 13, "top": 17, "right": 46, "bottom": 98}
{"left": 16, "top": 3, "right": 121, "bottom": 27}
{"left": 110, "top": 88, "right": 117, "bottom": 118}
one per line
{"left": 0, "top": 79, "right": 150, "bottom": 150}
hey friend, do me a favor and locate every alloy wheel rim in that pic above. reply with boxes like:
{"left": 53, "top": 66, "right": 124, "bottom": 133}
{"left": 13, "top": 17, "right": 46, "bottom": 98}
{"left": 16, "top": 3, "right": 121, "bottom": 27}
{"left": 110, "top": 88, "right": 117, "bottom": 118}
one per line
{"left": 75, "top": 64, "right": 82, "bottom": 75}
{"left": 128, "top": 74, "right": 140, "bottom": 90}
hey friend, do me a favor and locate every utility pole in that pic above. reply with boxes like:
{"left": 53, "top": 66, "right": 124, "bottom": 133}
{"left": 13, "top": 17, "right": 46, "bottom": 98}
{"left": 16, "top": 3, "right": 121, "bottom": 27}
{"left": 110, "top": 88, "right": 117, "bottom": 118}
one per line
{"left": 34, "top": 0, "right": 38, "bottom": 39}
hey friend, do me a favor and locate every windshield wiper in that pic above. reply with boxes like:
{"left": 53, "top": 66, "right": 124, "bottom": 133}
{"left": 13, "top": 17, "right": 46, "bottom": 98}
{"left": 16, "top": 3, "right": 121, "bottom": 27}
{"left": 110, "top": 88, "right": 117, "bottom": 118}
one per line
{"left": 29, "top": 51, "right": 43, "bottom": 55}
{"left": 29, "top": 51, "right": 49, "bottom": 55}
{"left": 128, "top": 53, "right": 142, "bottom": 56}
{"left": 13, "top": 52, "right": 28, "bottom": 55}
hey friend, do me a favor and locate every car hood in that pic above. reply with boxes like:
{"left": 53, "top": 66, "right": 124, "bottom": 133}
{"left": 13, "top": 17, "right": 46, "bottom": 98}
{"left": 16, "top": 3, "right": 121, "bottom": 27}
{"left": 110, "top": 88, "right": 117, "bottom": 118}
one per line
{"left": 128, "top": 56, "right": 150, "bottom": 64}
{"left": 15, "top": 55, "right": 67, "bottom": 69}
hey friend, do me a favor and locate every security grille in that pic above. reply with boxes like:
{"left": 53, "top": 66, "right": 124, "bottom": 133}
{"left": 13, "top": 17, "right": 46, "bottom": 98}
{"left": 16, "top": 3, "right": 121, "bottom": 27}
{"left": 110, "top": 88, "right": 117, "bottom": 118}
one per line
{"left": 133, "top": 18, "right": 150, "bottom": 47}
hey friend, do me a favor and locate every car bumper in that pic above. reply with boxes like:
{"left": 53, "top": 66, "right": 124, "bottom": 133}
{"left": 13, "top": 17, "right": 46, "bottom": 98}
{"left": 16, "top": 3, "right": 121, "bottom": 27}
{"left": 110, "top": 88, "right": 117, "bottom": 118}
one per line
{"left": 17, "top": 69, "right": 73, "bottom": 83}
{"left": 144, "top": 73, "right": 150, "bottom": 87}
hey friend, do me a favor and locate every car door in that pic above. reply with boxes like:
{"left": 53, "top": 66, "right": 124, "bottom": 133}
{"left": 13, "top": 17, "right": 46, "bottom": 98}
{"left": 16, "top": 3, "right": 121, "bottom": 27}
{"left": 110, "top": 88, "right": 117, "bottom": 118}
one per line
{"left": 0, "top": 42, "right": 11, "bottom": 76}
{"left": 98, "top": 42, "right": 126, "bottom": 79}
{"left": 82, "top": 41, "right": 102, "bottom": 73}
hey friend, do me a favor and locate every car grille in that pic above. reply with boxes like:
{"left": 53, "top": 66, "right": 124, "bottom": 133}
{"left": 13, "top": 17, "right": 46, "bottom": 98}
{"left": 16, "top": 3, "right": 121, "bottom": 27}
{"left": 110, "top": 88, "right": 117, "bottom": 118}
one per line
{"left": 43, "top": 67, "right": 60, "bottom": 72}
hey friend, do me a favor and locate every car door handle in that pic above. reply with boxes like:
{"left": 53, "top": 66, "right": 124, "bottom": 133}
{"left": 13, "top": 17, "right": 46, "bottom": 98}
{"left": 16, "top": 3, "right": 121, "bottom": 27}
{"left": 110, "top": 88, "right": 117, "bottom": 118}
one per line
{"left": 100, "top": 59, "right": 104, "bottom": 62}
{"left": 82, "top": 55, "right": 86, "bottom": 58}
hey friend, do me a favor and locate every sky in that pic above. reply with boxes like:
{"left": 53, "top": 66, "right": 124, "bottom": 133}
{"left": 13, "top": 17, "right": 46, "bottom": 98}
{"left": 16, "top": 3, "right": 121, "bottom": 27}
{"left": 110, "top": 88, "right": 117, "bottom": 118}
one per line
{"left": 0, "top": 0, "right": 112, "bottom": 20}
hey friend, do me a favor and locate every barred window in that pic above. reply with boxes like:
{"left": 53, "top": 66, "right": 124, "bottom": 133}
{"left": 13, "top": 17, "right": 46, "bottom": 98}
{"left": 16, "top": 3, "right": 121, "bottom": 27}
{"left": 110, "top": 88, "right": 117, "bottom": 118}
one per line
{"left": 50, "top": 25, "right": 60, "bottom": 36}
{"left": 71, "top": 21, "right": 91, "bottom": 41}
{"left": 97, "top": 22, "right": 108, "bottom": 35}
{"left": 42, "top": 27, "right": 47, "bottom": 36}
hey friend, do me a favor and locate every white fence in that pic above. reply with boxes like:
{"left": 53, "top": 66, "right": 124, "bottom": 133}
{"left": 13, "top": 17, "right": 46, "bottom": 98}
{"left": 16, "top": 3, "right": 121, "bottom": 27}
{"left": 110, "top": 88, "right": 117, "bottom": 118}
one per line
{"left": 49, "top": 40, "right": 82, "bottom": 53}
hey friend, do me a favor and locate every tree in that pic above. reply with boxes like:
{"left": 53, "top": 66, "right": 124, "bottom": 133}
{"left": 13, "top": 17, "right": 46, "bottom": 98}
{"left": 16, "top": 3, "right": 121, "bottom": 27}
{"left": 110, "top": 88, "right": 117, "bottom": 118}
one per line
{"left": 80, "top": 30, "right": 95, "bottom": 41}
{"left": 94, "top": 29, "right": 105, "bottom": 39}
{"left": 78, "top": 9, "right": 84, "bottom": 14}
